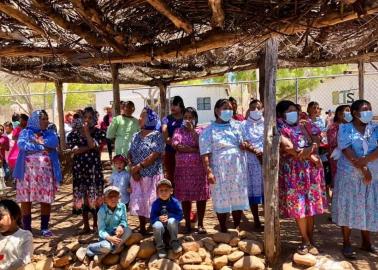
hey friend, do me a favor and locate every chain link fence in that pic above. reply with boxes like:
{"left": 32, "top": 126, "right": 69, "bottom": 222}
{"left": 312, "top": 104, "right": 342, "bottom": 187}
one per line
{"left": 1, "top": 72, "right": 378, "bottom": 124}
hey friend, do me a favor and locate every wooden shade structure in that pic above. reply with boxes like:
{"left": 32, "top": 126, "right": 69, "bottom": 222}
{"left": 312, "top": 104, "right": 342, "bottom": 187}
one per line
{"left": 1, "top": 0, "right": 377, "bottom": 266}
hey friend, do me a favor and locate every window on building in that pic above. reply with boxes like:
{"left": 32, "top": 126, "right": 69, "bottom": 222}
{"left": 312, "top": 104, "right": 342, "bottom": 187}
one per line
{"left": 197, "top": 97, "right": 211, "bottom": 111}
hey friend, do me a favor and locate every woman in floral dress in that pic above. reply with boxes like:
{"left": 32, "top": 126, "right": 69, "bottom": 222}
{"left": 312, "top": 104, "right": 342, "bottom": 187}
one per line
{"left": 172, "top": 107, "right": 210, "bottom": 234}
{"left": 277, "top": 100, "right": 327, "bottom": 255}
{"left": 332, "top": 99, "right": 378, "bottom": 258}
{"left": 67, "top": 107, "right": 105, "bottom": 234}
{"left": 241, "top": 99, "right": 264, "bottom": 229}
{"left": 129, "top": 107, "right": 164, "bottom": 235}
{"left": 326, "top": 105, "right": 351, "bottom": 184}
{"left": 14, "top": 110, "right": 61, "bottom": 237}
{"left": 199, "top": 99, "right": 249, "bottom": 232}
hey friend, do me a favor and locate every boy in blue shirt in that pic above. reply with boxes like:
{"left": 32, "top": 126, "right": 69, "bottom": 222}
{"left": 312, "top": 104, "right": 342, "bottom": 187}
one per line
{"left": 150, "top": 179, "right": 183, "bottom": 258}
{"left": 109, "top": 155, "right": 131, "bottom": 208}
{"left": 86, "top": 186, "right": 132, "bottom": 262}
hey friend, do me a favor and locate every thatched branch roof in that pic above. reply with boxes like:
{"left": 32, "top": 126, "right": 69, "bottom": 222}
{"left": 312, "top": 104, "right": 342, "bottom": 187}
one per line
{"left": 0, "top": 0, "right": 377, "bottom": 85}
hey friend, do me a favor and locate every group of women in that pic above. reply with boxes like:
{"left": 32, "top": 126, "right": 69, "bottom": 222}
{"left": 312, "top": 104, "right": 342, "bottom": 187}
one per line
{"left": 9, "top": 95, "right": 378, "bottom": 258}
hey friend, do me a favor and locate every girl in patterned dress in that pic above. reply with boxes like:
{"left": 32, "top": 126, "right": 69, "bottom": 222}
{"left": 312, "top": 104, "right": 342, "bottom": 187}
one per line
{"left": 332, "top": 100, "right": 378, "bottom": 258}
{"left": 277, "top": 100, "right": 327, "bottom": 256}
{"left": 172, "top": 107, "right": 210, "bottom": 234}
{"left": 129, "top": 107, "right": 164, "bottom": 235}
{"left": 199, "top": 99, "right": 249, "bottom": 232}
{"left": 67, "top": 107, "right": 105, "bottom": 234}
{"left": 14, "top": 110, "right": 61, "bottom": 237}
{"left": 241, "top": 100, "right": 264, "bottom": 229}
{"left": 326, "top": 105, "right": 351, "bottom": 184}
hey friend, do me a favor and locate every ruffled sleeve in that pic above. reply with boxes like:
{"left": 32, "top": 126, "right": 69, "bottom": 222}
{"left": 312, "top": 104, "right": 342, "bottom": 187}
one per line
{"left": 337, "top": 123, "right": 352, "bottom": 150}
{"left": 199, "top": 125, "right": 212, "bottom": 155}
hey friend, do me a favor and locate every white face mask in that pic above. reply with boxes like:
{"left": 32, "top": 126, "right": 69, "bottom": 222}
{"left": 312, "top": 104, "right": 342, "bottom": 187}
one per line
{"left": 249, "top": 110, "right": 262, "bottom": 120}
{"left": 285, "top": 111, "right": 298, "bottom": 125}
{"left": 343, "top": 112, "right": 352, "bottom": 123}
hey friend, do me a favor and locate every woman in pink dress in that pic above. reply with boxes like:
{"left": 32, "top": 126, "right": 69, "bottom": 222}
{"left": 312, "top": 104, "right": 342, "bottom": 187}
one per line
{"left": 326, "top": 105, "right": 351, "bottom": 184}
{"left": 7, "top": 114, "right": 28, "bottom": 170}
{"left": 172, "top": 107, "right": 210, "bottom": 234}
{"left": 277, "top": 100, "right": 327, "bottom": 256}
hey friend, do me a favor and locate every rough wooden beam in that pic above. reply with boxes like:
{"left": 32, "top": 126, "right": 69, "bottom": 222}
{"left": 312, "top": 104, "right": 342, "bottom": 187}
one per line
{"left": 31, "top": 0, "right": 102, "bottom": 47}
{"left": 147, "top": 0, "right": 193, "bottom": 34}
{"left": 209, "top": 0, "right": 225, "bottom": 28}
{"left": 69, "top": 0, "right": 127, "bottom": 54}
{"left": 0, "top": 30, "right": 27, "bottom": 42}
{"left": 0, "top": 3, "right": 45, "bottom": 36}
{"left": 262, "top": 37, "right": 280, "bottom": 267}
{"left": 0, "top": 46, "right": 76, "bottom": 57}
{"left": 158, "top": 82, "right": 168, "bottom": 118}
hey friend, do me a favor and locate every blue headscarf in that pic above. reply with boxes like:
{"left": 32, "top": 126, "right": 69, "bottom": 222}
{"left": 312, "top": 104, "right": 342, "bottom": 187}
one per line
{"left": 143, "top": 107, "right": 161, "bottom": 130}
{"left": 27, "top": 110, "right": 43, "bottom": 132}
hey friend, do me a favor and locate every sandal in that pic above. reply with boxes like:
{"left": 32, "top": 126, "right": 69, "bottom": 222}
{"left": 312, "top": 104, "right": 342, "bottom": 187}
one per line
{"left": 197, "top": 226, "right": 207, "bottom": 234}
{"left": 342, "top": 245, "right": 357, "bottom": 259}
{"left": 76, "top": 227, "right": 91, "bottom": 236}
{"left": 297, "top": 244, "right": 309, "bottom": 255}
{"left": 40, "top": 229, "right": 54, "bottom": 238}
{"left": 361, "top": 244, "right": 378, "bottom": 254}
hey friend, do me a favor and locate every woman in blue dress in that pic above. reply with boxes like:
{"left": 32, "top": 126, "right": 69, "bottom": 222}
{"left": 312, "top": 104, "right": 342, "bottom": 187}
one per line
{"left": 199, "top": 99, "right": 249, "bottom": 232}
{"left": 241, "top": 99, "right": 264, "bottom": 229}
{"left": 332, "top": 99, "right": 378, "bottom": 258}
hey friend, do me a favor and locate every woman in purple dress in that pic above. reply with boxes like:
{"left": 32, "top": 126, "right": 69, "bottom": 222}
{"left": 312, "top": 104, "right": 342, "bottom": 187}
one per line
{"left": 172, "top": 107, "right": 210, "bottom": 234}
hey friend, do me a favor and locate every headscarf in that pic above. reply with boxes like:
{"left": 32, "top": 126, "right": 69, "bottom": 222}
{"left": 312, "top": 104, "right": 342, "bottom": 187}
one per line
{"left": 143, "top": 107, "right": 160, "bottom": 130}
{"left": 27, "top": 110, "right": 43, "bottom": 132}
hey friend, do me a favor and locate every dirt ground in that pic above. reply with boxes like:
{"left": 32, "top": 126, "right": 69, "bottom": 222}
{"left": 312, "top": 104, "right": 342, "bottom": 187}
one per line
{"left": 1, "top": 159, "right": 377, "bottom": 270}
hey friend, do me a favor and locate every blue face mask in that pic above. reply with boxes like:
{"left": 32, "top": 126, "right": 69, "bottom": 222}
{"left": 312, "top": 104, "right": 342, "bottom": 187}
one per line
{"left": 343, "top": 112, "right": 352, "bottom": 123}
{"left": 220, "top": 110, "right": 233, "bottom": 122}
{"left": 359, "top": 110, "right": 373, "bottom": 124}
{"left": 285, "top": 111, "right": 298, "bottom": 125}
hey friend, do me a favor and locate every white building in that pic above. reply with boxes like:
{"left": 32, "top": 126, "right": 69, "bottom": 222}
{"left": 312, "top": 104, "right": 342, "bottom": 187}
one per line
{"left": 95, "top": 84, "right": 250, "bottom": 124}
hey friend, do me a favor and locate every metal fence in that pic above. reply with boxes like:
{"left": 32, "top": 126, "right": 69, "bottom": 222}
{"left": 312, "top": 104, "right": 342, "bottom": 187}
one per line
{"left": 1, "top": 72, "right": 378, "bottom": 124}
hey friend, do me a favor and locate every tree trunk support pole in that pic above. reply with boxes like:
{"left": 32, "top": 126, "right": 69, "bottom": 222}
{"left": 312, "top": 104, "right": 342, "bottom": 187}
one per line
{"left": 262, "top": 37, "right": 281, "bottom": 267}
{"left": 111, "top": 63, "right": 121, "bottom": 116}
{"left": 55, "top": 81, "right": 66, "bottom": 149}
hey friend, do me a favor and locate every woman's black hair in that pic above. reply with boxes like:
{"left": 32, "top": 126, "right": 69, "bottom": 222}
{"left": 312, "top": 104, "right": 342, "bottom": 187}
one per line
{"left": 214, "top": 98, "right": 231, "bottom": 119}
{"left": 83, "top": 106, "right": 96, "bottom": 115}
{"left": 0, "top": 124, "right": 4, "bottom": 131}
{"left": 229, "top": 96, "right": 237, "bottom": 104}
{"left": 307, "top": 101, "right": 319, "bottom": 114}
{"left": 0, "top": 199, "right": 22, "bottom": 227}
{"left": 40, "top": 110, "right": 48, "bottom": 118}
{"left": 11, "top": 113, "right": 20, "bottom": 122}
{"left": 350, "top": 99, "right": 371, "bottom": 120}
{"left": 171, "top": 96, "right": 185, "bottom": 112}
{"left": 3, "top": 121, "right": 12, "bottom": 128}
{"left": 122, "top": 101, "right": 135, "bottom": 108}
{"left": 20, "top": 114, "right": 29, "bottom": 122}
{"left": 334, "top": 105, "right": 350, "bottom": 123}
{"left": 276, "top": 100, "right": 297, "bottom": 118}
{"left": 249, "top": 99, "right": 262, "bottom": 108}
{"left": 183, "top": 107, "right": 199, "bottom": 126}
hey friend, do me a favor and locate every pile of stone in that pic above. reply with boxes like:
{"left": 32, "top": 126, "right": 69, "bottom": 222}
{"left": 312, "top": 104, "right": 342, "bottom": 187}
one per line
{"left": 27, "top": 230, "right": 266, "bottom": 270}
{"left": 288, "top": 252, "right": 355, "bottom": 270}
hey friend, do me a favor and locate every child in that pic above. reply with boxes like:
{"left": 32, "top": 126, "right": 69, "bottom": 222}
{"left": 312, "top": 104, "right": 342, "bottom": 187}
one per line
{"left": 0, "top": 199, "right": 33, "bottom": 270}
{"left": 151, "top": 179, "right": 183, "bottom": 258}
{"left": 86, "top": 186, "right": 132, "bottom": 262}
{"left": 109, "top": 155, "right": 131, "bottom": 208}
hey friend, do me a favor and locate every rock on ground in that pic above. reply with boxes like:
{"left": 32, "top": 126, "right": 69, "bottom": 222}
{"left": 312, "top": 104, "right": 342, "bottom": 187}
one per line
{"left": 213, "top": 255, "right": 228, "bottom": 270}
{"left": 233, "top": 255, "right": 265, "bottom": 270}
{"left": 238, "top": 240, "right": 263, "bottom": 255}
{"left": 120, "top": 244, "right": 140, "bottom": 268}
{"left": 179, "top": 251, "right": 203, "bottom": 264}
{"left": 293, "top": 253, "right": 317, "bottom": 267}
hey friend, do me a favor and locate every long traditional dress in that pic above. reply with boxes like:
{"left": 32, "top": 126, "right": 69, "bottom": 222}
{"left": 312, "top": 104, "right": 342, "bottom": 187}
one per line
{"left": 67, "top": 128, "right": 105, "bottom": 212}
{"left": 241, "top": 118, "right": 264, "bottom": 204}
{"left": 106, "top": 115, "right": 139, "bottom": 156}
{"left": 326, "top": 122, "right": 340, "bottom": 183}
{"left": 278, "top": 120, "right": 327, "bottom": 219}
{"left": 332, "top": 123, "right": 378, "bottom": 231}
{"left": 129, "top": 131, "right": 164, "bottom": 218}
{"left": 199, "top": 121, "right": 249, "bottom": 213}
{"left": 172, "top": 127, "right": 210, "bottom": 202}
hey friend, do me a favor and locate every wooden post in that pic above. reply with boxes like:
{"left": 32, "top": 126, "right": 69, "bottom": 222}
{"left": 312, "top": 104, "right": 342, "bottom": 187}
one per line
{"left": 158, "top": 83, "right": 168, "bottom": 119}
{"left": 258, "top": 54, "right": 265, "bottom": 103}
{"left": 358, "top": 60, "right": 365, "bottom": 99}
{"left": 111, "top": 63, "right": 121, "bottom": 116}
{"left": 263, "top": 37, "right": 280, "bottom": 266}
{"left": 55, "top": 81, "right": 66, "bottom": 149}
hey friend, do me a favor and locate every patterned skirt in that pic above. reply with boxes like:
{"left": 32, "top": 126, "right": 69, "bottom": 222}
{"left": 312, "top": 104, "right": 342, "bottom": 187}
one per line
{"left": 246, "top": 153, "right": 264, "bottom": 205}
{"left": 16, "top": 153, "right": 56, "bottom": 204}
{"left": 129, "top": 174, "right": 162, "bottom": 218}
